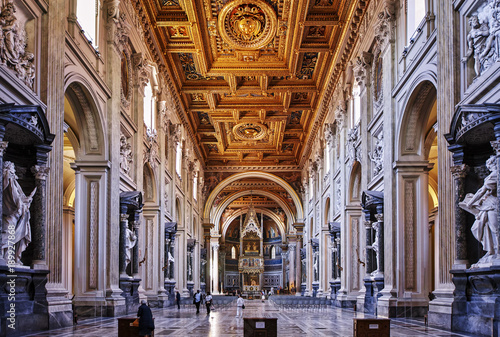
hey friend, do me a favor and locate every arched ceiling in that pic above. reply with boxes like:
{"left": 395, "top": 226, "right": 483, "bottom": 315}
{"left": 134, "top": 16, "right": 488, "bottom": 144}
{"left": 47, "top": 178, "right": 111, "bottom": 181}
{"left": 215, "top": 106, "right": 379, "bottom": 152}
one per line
{"left": 137, "top": 0, "right": 366, "bottom": 169}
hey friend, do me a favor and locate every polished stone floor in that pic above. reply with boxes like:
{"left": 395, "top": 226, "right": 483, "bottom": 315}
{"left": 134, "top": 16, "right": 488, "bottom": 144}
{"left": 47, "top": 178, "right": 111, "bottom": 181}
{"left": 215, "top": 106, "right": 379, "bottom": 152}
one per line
{"left": 24, "top": 299, "right": 480, "bottom": 336}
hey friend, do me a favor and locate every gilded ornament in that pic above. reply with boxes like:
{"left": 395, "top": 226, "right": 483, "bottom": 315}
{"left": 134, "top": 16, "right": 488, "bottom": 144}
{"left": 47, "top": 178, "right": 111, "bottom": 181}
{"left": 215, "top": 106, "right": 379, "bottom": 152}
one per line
{"left": 218, "top": 0, "right": 277, "bottom": 50}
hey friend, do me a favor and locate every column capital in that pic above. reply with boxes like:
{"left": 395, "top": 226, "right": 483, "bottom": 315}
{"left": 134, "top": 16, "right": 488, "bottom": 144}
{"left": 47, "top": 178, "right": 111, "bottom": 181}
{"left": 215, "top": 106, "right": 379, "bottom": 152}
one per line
{"left": 0, "top": 141, "right": 8, "bottom": 156}
{"left": 451, "top": 164, "right": 470, "bottom": 179}
{"left": 491, "top": 140, "right": 500, "bottom": 154}
{"left": 31, "top": 165, "right": 50, "bottom": 180}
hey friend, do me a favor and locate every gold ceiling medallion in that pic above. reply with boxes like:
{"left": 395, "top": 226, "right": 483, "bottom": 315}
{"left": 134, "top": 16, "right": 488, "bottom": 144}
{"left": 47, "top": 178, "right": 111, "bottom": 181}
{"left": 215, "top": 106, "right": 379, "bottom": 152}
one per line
{"left": 218, "top": 0, "right": 277, "bottom": 50}
{"left": 233, "top": 122, "right": 268, "bottom": 140}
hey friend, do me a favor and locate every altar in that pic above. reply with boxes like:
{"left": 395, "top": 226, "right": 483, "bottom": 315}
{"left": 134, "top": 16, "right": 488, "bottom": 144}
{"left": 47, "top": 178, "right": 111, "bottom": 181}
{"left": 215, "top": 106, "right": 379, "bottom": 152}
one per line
{"left": 238, "top": 204, "right": 264, "bottom": 293}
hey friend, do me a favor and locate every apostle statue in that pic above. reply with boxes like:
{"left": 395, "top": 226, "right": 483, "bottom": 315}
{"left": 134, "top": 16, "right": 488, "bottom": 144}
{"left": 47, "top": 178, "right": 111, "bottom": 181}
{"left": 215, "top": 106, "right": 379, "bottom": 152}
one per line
{"left": 125, "top": 226, "right": 137, "bottom": 267}
{"left": 1, "top": 161, "right": 36, "bottom": 264}
{"left": 459, "top": 155, "right": 499, "bottom": 265}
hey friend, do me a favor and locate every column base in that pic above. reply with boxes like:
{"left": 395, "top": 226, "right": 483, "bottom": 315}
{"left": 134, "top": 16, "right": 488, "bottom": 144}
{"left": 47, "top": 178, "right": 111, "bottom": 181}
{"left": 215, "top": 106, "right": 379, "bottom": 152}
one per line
{"left": 0, "top": 266, "right": 49, "bottom": 336}
{"left": 427, "top": 287, "right": 454, "bottom": 330}
{"left": 46, "top": 284, "right": 73, "bottom": 329}
{"left": 450, "top": 266, "right": 500, "bottom": 336}
{"left": 119, "top": 277, "right": 141, "bottom": 315}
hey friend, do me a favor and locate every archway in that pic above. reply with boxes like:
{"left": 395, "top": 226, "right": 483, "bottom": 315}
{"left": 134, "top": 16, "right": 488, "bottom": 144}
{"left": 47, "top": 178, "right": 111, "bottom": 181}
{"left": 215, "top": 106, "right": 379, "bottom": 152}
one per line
{"left": 203, "top": 171, "right": 303, "bottom": 227}
{"left": 395, "top": 79, "right": 438, "bottom": 312}
{"left": 62, "top": 80, "right": 108, "bottom": 315}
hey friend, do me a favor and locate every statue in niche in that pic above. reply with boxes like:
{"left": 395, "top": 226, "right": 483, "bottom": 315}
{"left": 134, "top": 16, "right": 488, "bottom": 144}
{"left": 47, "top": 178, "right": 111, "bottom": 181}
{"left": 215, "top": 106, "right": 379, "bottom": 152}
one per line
{"left": 125, "top": 226, "right": 137, "bottom": 266}
{"left": 369, "top": 133, "right": 384, "bottom": 176}
{"left": 120, "top": 135, "right": 133, "bottom": 175}
{"left": 1, "top": 161, "right": 36, "bottom": 263}
{"left": 459, "top": 155, "right": 499, "bottom": 265}
{"left": 252, "top": 241, "right": 257, "bottom": 251}
{"left": 313, "top": 254, "right": 318, "bottom": 281}
{"left": 462, "top": 15, "right": 492, "bottom": 77}
{"left": 371, "top": 222, "right": 380, "bottom": 273}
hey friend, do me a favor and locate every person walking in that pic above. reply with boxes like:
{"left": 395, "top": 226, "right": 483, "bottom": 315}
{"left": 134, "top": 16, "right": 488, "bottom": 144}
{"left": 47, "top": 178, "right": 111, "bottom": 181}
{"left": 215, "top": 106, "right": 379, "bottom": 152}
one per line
{"left": 176, "top": 291, "right": 181, "bottom": 310}
{"left": 235, "top": 294, "right": 245, "bottom": 318}
{"left": 137, "top": 300, "right": 154, "bottom": 337}
{"left": 193, "top": 289, "right": 202, "bottom": 314}
{"left": 205, "top": 292, "right": 213, "bottom": 315}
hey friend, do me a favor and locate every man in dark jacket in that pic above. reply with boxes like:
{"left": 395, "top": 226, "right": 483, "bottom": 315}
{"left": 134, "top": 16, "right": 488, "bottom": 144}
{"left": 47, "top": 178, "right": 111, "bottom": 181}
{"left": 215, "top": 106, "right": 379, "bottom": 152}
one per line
{"left": 137, "top": 300, "right": 154, "bottom": 336}
{"left": 176, "top": 291, "right": 181, "bottom": 309}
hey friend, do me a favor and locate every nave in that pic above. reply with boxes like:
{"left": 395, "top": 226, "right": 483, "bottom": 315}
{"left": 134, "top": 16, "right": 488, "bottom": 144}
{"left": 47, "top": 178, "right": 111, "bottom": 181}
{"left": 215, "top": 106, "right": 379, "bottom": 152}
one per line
{"left": 24, "top": 299, "right": 478, "bottom": 337}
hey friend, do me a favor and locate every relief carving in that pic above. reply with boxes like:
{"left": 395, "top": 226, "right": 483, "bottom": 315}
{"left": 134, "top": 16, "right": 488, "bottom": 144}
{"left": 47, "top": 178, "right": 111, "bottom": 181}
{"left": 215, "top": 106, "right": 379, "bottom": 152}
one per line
{"left": 120, "top": 134, "right": 133, "bottom": 176}
{"left": 368, "top": 133, "right": 384, "bottom": 177}
{"left": 0, "top": 1, "right": 36, "bottom": 89}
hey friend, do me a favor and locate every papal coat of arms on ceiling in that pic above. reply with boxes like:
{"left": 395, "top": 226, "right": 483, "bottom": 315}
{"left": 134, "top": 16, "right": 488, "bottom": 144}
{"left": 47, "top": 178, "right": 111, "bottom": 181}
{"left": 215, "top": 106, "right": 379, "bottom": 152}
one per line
{"left": 218, "top": 0, "right": 277, "bottom": 50}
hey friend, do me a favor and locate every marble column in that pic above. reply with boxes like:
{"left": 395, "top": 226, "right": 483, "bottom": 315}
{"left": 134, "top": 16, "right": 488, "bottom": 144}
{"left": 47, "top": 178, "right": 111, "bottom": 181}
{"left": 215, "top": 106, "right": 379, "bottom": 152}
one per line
{"left": 0, "top": 139, "right": 7, "bottom": 266}
{"left": 119, "top": 208, "right": 128, "bottom": 277}
{"left": 374, "top": 211, "right": 384, "bottom": 275}
{"left": 491, "top": 126, "right": 500, "bottom": 259}
{"left": 288, "top": 243, "right": 296, "bottom": 291}
{"left": 451, "top": 163, "right": 469, "bottom": 268}
{"left": 164, "top": 238, "right": 171, "bottom": 280}
{"left": 31, "top": 164, "right": 50, "bottom": 268}
{"left": 132, "top": 214, "right": 141, "bottom": 276}
{"left": 211, "top": 242, "right": 219, "bottom": 294}
{"left": 364, "top": 217, "right": 373, "bottom": 275}
{"left": 281, "top": 252, "right": 287, "bottom": 289}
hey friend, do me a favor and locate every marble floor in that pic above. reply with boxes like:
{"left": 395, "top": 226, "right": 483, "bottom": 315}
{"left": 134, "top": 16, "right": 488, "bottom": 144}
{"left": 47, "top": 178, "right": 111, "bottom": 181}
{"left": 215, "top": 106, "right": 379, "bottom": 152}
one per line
{"left": 24, "top": 299, "right": 480, "bottom": 337}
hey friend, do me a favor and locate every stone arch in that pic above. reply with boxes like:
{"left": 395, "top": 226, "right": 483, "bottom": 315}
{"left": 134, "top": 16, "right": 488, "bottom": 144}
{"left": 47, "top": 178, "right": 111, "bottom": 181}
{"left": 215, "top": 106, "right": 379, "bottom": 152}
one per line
{"left": 143, "top": 163, "right": 157, "bottom": 204}
{"left": 221, "top": 207, "right": 286, "bottom": 243}
{"left": 203, "top": 171, "right": 303, "bottom": 225}
{"left": 348, "top": 161, "right": 362, "bottom": 203}
{"left": 394, "top": 78, "right": 438, "bottom": 303}
{"left": 64, "top": 76, "right": 107, "bottom": 158}
{"left": 213, "top": 190, "right": 295, "bottom": 230}
{"left": 397, "top": 78, "right": 437, "bottom": 159}
{"left": 324, "top": 197, "right": 331, "bottom": 225}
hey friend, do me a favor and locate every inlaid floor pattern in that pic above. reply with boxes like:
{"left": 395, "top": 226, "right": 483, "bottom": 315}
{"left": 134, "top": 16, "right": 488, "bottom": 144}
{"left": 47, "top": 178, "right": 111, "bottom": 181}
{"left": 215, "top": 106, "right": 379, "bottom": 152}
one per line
{"left": 25, "top": 299, "right": 480, "bottom": 336}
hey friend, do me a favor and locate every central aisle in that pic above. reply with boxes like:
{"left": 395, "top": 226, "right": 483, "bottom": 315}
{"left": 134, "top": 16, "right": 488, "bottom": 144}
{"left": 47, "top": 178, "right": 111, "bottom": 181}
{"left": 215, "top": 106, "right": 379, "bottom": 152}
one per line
{"left": 24, "top": 299, "right": 479, "bottom": 336}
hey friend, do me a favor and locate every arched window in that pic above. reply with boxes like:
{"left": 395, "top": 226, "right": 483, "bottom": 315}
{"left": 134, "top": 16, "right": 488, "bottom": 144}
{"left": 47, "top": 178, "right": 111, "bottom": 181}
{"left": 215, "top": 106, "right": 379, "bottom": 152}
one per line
{"left": 176, "top": 141, "right": 182, "bottom": 176}
{"left": 77, "top": 0, "right": 100, "bottom": 49}
{"left": 325, "top": 143, "right": 331, "bottom": 173}
{"left": 351, "top": 83, "right": 361, "bottom": 128}
{"left": 193, "top": 171, "right": 198, "bottom": 200}
{"left": 143, "top": 81, "right": 156, "bottom": 135}
{"left": 271, "top": 246, "right": 276, "bottom": 259}
{"left": 231, "top": 246, "right": 236, "bottom": 259}
{"left": 407, "top": 0, "right": 426, "bottom": 43}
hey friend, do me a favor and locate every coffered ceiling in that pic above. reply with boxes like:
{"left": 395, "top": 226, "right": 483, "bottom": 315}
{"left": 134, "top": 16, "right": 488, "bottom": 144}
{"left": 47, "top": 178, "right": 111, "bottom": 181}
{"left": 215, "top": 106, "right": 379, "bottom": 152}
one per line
{"left": 137, "top": 0, "right": 365, "bottom": 169}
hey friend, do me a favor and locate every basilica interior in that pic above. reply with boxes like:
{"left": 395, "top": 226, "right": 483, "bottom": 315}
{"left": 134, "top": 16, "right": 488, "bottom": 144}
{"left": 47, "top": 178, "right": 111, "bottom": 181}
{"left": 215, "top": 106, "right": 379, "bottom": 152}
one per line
{"left": 1, "top": 0, "right": 500, "bottom": 336}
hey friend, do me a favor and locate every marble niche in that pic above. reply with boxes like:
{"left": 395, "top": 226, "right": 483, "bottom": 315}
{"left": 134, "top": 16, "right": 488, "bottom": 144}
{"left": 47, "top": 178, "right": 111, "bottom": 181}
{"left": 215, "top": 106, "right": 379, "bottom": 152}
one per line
{"left": 0, "top": 104, "right": 54, "bottom": 337}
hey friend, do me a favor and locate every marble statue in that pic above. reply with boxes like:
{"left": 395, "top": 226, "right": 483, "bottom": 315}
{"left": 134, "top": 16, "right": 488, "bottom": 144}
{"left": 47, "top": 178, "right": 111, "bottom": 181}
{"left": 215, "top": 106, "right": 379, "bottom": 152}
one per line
{"left": 125, "top": 227, "right": 137, "bottom": 266}
{"left": 462, "top": 15, "right": 491, "bottom": 77}
{"left": 119, "top": 135, "right": 133, "bottom": 175}
{"left": 0, "top": 2, "right": 36, "bottom": 89}
{"left": 1, "top": 161, "right": 36, "bottom": 264}
{"left": 459, "top": 156, "right": 499, "bottom": 265}
{"left": 371, "top": 222, "right": 380, "bottom": 273}
{"left": 369, "top": 133, "right": 384, "bottom": 176}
